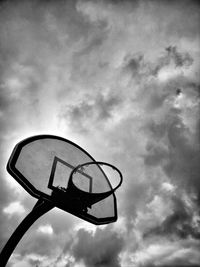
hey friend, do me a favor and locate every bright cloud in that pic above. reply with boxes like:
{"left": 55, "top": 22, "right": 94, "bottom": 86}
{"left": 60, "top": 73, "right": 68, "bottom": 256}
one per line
{"left": 3, "top": 201, "right": 25, "bottom": 216}
{"left": 37, "top": 225, "right": 54, "bottom": 235}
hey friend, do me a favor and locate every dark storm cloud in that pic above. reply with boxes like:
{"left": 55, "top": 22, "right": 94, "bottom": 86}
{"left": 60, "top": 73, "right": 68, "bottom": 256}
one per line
{"left": 71, "top": 227, "right": 124, "bottom": 267}
{"left": 145, "top": 110, "right": 200, "bottom": 195}
{"left": 123, "top": 54, "right": 144, "bottom": 79}
{"left": 133, "top": 46, "right": 200, "bottom": 196}
{"left": 164, "top": 115, "right": 200, "bottom": 192}
{"left": 144, "top": 143, "right": 168, "bottom": 166}
{"left": 143, "top": 195, "right": 200, "bottom": 240}
{"left": 165, "top": 46, "right": 193, "bottom": 68}
{"left": 143, "top": 101, "right": 200, "bottom": 197}
{"left": 146, "top": 121, "right": 167, "bottom": 140}
{"left": 123, "top": 45, "right": 194, "bottom": 80}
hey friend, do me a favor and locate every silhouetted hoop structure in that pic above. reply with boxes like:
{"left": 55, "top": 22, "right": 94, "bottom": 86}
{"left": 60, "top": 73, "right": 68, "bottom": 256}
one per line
{"left": 6, "top": 135, "right": 122, "bottom": 225}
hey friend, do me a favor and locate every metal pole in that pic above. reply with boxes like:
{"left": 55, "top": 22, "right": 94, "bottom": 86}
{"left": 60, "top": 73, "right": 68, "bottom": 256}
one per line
{"left": 0, "top": 199, "right": 54, "bottom": 267}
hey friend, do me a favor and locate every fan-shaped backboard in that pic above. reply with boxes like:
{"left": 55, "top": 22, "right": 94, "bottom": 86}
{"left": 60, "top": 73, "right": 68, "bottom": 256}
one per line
{"left": 7, "top": 135, "right": 117, "bottom": 225}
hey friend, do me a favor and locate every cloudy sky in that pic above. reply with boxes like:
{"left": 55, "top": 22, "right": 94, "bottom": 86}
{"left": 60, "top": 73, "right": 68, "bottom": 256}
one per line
{"left": 0, "top": 0, "right": 200, "bottom": 266}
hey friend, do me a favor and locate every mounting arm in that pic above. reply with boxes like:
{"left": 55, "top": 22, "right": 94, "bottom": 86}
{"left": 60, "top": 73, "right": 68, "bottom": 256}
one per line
{"left": 0, "top": 199, "right": 54, "bottom": 267}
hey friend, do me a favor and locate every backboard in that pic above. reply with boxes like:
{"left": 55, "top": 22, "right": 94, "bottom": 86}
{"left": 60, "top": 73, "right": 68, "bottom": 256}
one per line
{"left": 7, "top": 135, "right": 118, "bottom": 225}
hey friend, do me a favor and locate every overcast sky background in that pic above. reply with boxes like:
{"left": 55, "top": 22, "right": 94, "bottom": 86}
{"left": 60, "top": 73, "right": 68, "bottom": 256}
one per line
{"left": 0, "top": 0, "right": 200, "bottom": 266}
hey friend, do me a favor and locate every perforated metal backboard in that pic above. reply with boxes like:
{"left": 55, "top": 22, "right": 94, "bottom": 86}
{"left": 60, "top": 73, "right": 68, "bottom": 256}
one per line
{"left": 7, "top": 135, "right": 117, "bottom": 224}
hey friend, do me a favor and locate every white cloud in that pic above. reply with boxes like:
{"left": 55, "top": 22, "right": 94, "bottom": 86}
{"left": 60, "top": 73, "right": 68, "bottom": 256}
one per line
{"left": 161, "top": 182, "right": 176, "bottom": 193}
{"left": 11, "top": 261, "right": 32, "bottom": 267}
{"left": 128, "top": 239, "right": 200, "bottom": 266}
{"left": 157, "top": 66, "right": 182, "bottom": 82}
{"left": 133, "top": 242, "right": 174, "bottom": 264}
{"left": 37, "top": 224, "right": 54, "bottom": 235}
{"left": 3, "top": 201, "right": 25, "bottom": 216}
